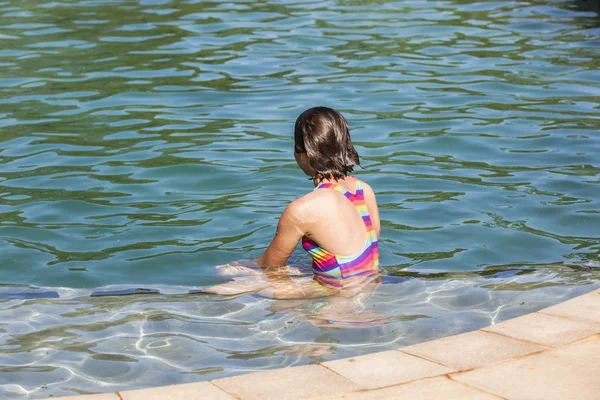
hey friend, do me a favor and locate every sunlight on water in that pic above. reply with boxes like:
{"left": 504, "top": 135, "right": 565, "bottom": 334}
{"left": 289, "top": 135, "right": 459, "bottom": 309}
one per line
{"left": 0, "top": 0, "right": 599, "bottom": 398}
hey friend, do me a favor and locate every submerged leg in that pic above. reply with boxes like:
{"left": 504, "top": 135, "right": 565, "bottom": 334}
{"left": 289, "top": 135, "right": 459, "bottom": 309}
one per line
{"left": 216, "top": 260, "right": 311, "bottom": 278}
{"left": 267, "top": 278, "right": 388, "bottom": 328}
{"left": 257, "top": 277, "right": 340, "bottom": 300}
{"left": 202, "top": 276, "right": 270, "bottom": 296}
{"left": 206, "top": 260, "right": 316, "bottom": 297}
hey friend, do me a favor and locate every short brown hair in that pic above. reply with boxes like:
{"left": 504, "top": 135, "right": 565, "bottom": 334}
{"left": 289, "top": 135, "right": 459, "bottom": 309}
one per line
{"left": 294, "top": 107, "right": 360, "bottom": 182}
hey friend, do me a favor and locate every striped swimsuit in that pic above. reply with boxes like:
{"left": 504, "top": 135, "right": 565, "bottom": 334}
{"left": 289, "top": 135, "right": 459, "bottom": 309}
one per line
{"left": 302, "top": 178, "right": 380, "bottom": 289}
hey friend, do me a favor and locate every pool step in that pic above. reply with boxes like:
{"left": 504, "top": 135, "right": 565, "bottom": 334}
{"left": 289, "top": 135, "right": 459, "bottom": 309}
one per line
{"left": 90, "top": 288, "right": 160, "bottom": 297}
{"left": 0, "top": 291, "right": 60, "bottom": 300}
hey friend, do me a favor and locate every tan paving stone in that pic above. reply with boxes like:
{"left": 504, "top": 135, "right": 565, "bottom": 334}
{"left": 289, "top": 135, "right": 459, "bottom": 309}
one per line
{"left": 322, "top": 350, "right": 454, "bottom": 390}
{"left": 540, "top": 291, "right": 600, "bottom": 322}
{"left": 321, "top": 376, "right": 501, "bottom": 399}
{"left": 212, "top": 364, "right": 359, "bottom": 400}
{"left": 50, "top": 395, "right": 119, "bottom": 400}
{"left": 453, "top": 338, "right": 600, "bottom": 400}
{"left": 483, "top": 311, "right": 600, "bottom": 347}
{"left": 120, "top": 381, "right": 235, "bottom": 400}
{"left": 401, "top": 330, "right": 546, "bottom": 371}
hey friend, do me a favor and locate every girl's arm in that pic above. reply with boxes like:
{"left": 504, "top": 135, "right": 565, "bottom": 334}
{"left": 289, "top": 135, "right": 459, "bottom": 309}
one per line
{"left": 257, "top": 200, "right": 306, "bottom": 268}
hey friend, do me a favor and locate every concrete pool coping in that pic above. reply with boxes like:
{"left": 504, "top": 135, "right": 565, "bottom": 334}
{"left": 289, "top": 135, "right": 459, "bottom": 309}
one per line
{"left": 49, "top": 288, "right": 600, "bottom": 400}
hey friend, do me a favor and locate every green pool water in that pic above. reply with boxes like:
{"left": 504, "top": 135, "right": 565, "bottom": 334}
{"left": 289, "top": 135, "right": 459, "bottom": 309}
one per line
{"left": 0, "top": 0, "right": 599, "bottom": 398}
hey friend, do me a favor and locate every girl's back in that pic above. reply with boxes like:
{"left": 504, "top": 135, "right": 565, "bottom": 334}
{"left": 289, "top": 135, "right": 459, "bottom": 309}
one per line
{"left": 300, "top": 176, "right": 380, "bottom": 289}
{"left": 300, "top": 176, "right": 379, "bottom": 258}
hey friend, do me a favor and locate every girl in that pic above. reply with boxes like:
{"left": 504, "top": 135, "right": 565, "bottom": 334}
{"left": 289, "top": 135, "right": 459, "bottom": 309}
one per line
{"left": 209, "top": 107, "right": 381, "bottom": 299}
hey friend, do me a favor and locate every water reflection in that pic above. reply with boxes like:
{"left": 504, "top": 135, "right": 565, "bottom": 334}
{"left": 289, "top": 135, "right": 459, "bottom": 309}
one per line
{"left": 268, "top": 278, "right": 389, "bottom": 329}
{"left": 0, "top": 0, "right": 599, "bottom": 397}
{"left": 0, "top": 263, "right": 599, "bottom": 398}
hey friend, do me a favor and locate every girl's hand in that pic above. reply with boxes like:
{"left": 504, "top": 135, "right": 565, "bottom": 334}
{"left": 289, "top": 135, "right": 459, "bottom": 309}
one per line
{"left": 215, "top": 260, "right": 262, "bottom": 277}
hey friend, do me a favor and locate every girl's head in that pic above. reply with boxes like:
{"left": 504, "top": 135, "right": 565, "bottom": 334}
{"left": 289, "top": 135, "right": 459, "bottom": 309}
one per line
{"left": 294, "top": 107, "right": 360, "bottom": 182}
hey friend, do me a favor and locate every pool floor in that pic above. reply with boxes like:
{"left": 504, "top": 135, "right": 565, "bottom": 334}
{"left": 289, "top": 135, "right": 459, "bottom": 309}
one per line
{"left": 46, "top": 287, "right": 600, "bottom": 400}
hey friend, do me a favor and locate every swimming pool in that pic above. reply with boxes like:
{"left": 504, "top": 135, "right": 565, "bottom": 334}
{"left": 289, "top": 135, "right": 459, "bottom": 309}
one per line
{"left": 0, "top": 0, "right": 599, "bottom": 398}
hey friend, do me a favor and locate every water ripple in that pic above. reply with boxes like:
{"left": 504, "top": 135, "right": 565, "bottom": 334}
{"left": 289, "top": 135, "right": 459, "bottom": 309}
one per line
{"left": 0, "top": 0, "right": 599, "bottom": 397}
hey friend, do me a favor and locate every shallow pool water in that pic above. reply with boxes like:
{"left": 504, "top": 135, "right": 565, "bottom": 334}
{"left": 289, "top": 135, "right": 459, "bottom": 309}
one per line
{"left": 0, "top": 0, "right": 599, "bottom": 398}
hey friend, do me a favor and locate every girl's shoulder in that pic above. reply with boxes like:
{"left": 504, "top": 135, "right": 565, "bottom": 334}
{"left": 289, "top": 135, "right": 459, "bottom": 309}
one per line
{"left": 289, "top": 184, "right": 341, "bottom": 216}
{"left": 298, "top": 184, "right": 338, "bottom": 203}
{"left": 295, "top": 176, "right": 376, "bottom": 204}
{"left": 350, "top": 176, "right": 377, "bottom": 200}
{"left": 358, "top": 179, "right": 376, "bottom": 196}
